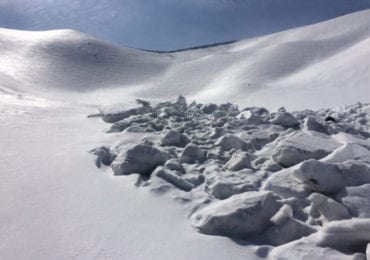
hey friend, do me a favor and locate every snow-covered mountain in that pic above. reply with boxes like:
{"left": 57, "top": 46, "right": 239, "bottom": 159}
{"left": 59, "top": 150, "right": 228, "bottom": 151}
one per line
{"left": 1, "top": 8, "right": 370, "bottom": 260}
{"left": 1, "top": 9, "right": 370, "bottom": 109}
{"left": 2, "top": 0, "right": 370, "bottom": 50}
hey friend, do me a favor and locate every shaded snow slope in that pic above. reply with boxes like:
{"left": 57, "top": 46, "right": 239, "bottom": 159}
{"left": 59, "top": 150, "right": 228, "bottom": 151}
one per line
{"left": 1, "top": 10, "right": 370, "bottom": 109}
{"left": 2, "top": 0, "right": 370, "bottom": 51}
{"left": 0, "top": 28, "right": 173, "bottom": 93}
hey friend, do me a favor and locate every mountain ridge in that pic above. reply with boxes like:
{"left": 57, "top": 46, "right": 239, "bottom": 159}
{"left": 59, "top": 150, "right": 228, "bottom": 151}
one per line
{"left": 0, "top": 9, "right": 370, "bottom": 110}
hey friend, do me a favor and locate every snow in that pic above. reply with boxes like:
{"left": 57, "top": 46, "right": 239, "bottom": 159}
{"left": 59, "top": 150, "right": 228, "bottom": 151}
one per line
{"left": 321, "top": 143, "right": 370, "bottom": 164}
{"left": 258, "top": 131, "right": 340, "bottom": 167}
{"left": 338, "top": 184, "right": 370, "bottom": 218}
{"left": 308, "top": 193, "right": 350, "bottom": 223}
{"left": 111, "top": 143, "right": 169, "bottom": 176}
{"left": 225, "top": 150, "right": 255, "bottom": 171}
{"left": 2, "top": 8, "right": 370, "bottom": 260}
{"left": 316, "top": 218, "right": 370, "bottom": 252}
{"left": 0, "top": 105, "right": 259, "bottom": 260}
{"left": 191, "top": 191, "right": 281, "bottom": 240}
{"left": 161, "top": 130, "right": 190, "bottom": 147}
{"left": 1, "top": 10, "right": 370, "bottom": 110}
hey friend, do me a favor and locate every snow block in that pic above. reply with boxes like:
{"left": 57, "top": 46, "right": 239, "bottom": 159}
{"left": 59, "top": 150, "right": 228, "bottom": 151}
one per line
{"left": 161, "top": 130, "right": 190, "bottom": 147}
{"left": 271, "top": 112, "right": 299, "bottom": 128}
{"left": 293, "top": 160, "right": 370, "bottom": 193}
{"left": 270, "top": 239, "right": 360, "bottom": 260}
{"left": 303, "top": 116, "right": 329, "bottom": 134}
{"left": 308, "top": 193, "right": 350, "bottom": 222}
{"left": 225, "top": 150, "right": 256, "bottom": 171}
{"left": 191, "top": 191, "right": 281, "bottom": 240}
{"left": 152, "top": 167, "right": 194, "bottom": 192}
{"left": 266, "top": 131, "right": 340, "bottom": 167}
{"left": 216, "top": 134, "right": 251, "bottom": 152}
{"left": 175, "top": 95, "right": 188, "bottom": 111}
{"left": 321, "top": 143, "right": 370, "bottom": 164}
{"left": 91, "top": 146, "right": 116, "bottom": 168}
{"left": 164, "top": 158, "right": 186, "bottom": 174}
{"left": 317, "top": 219, "right": 370, "bottom": 253}
{"left": 337, "top": 184, "right": 370, "bottom": 218}
{"left": 261, "top": 169, "right": 309, "bottom": 199}
{"left": 210, "top": 127, "right": 225, "bottom": 139}
{"left": 264, "top": 205, "right": 316, "bottom": 246}
{"left": 111, "top": 143, "right": 169, "bottom": 176}
{"left": 180, "top": 144, "right": 206, "bottom": 164}
{"left": 209, "top": 180, "right": 258, "bottom": 200}
{"left": 261, "top": 159, "right": 283, "bottom": 172}
{"left": 102, "top": 106, "right": 151, "bottom": 123}
{"left": 107, "top": 119, "right": 132, "bottom": 133}
{"left": 202, "top": 103, "right": 218, "bottom": 114}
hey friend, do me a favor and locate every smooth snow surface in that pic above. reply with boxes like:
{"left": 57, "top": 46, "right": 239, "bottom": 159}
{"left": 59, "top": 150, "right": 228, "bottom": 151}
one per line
{"left": 0, "top": 104, "right": 258, "bottom": 260}
{"left": 1, "top": 10, "right": 370, "bottom": 110}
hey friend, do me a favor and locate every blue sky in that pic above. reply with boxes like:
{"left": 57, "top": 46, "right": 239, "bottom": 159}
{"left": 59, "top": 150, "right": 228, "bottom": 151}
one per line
{"left": 1, "top": 0, "right": 369, "bottom": 50}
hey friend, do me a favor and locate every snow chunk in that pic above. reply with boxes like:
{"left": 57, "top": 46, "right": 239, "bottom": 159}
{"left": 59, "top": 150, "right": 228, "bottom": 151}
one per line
{"left": 202, "top": 103, "right": 218, "bottom": 114}
{"left": 308, "top": 193, "right": 350, "bottom": 222}
{"left": 175, "top": 95, "right": 187, "bottom": 111}
{"left": 111, "top": 143, "right": 169, "bottom": 176}
{"left": 293, "top": 160, "right": 370, "bottom": 193}
{"left": 271, "top": 112, "right": 299, "bottom": 128}
{"left": 205, "top": 169, "right": 261, "bottom": 200}
{"left": 224, "top": 150, "right": 256, "bottom": 171}
{"left": 261, "top": 159, "right": 283, "bottom": 172}
{"left": 180, "top": 143, "right": 206, "bottom": 164}
{"left": 321, "top": 143, "right": 370, "bottom": 164}
{"left": 107, "top": 119, "right": 132, "bottom": 133}
{"left": 332, "top": 132, "right": 370, "bottom": 149}
{"left": 216, "top": 134, "right": 251, "bottom": 152}
{"left": 337, "top": 184, "right": 370, "bottom": 218}
{"left": 191, "top": 191, "right": 281, "bottom": 240}
{"left": 261, "top": 169, "right": 308, "bottom": 199}
{"left": 161, "top": 130, "right": 190, "bottom": 147}
{"left": 209, "top": 179, "right": 258, "bottom": 200}
{"left": 303, "top": 116, "right": 329, "bottom": 134}
{"left": 210, "top": 127, "right": 225, "bottom": 139}
{"left": 270, "top": 204, "right": 293, "bottom": 225}
{"left": 102, "top": 106, "right": 151, "bottom": 123}
{"left": 270, "top": 239, "right": 361, "bottom": 260}
{"left": 124, "top": 125, "right": 146, "bottom": 133}
{"left": 317, "top": 219, "right": 370, "bottom": 253}
{"left": 264, "top": 204, "right": 315, "bottom": 246}
{"left": 270, "top": 131, "right": 340, "bottom": 167}
{"left": 164, "top": 158, "right": 186, "bottom": 174}
{"left": 152, "top": 166, "right": 194, "bottom": 192}
{"left": 91, "top": 146, "right": 116, "bottom": 168}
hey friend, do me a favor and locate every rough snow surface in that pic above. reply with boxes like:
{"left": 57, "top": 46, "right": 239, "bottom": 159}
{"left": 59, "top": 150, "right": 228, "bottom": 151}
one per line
{"left": 90, "top": 96, "right": 370, "bottom": 259}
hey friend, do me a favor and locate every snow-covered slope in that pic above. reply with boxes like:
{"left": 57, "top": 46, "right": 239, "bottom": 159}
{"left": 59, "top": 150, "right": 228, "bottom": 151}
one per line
{"left": 0, "top": 28, "right": 172, "bottom": 93}
{"left": 1, "top": 8, "right": 370, "bottom": 260}
{"left": 2, "top": 0, "right": 369, "bottom": 50}
{"left": 1, "top": 10, "right": 370, "bottom": 110}
{"left": 149, "top": 9, "right": 370, "bottom": 109}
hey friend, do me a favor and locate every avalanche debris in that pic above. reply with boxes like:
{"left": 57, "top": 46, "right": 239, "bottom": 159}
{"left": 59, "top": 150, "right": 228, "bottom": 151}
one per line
{"left": 91, "top": 96, "right": 370, "bottom": 256}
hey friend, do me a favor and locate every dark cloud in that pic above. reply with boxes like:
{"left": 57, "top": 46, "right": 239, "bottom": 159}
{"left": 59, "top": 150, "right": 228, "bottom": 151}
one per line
{"left": 0, "top": 0, "right": 369, "bottom": 50}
